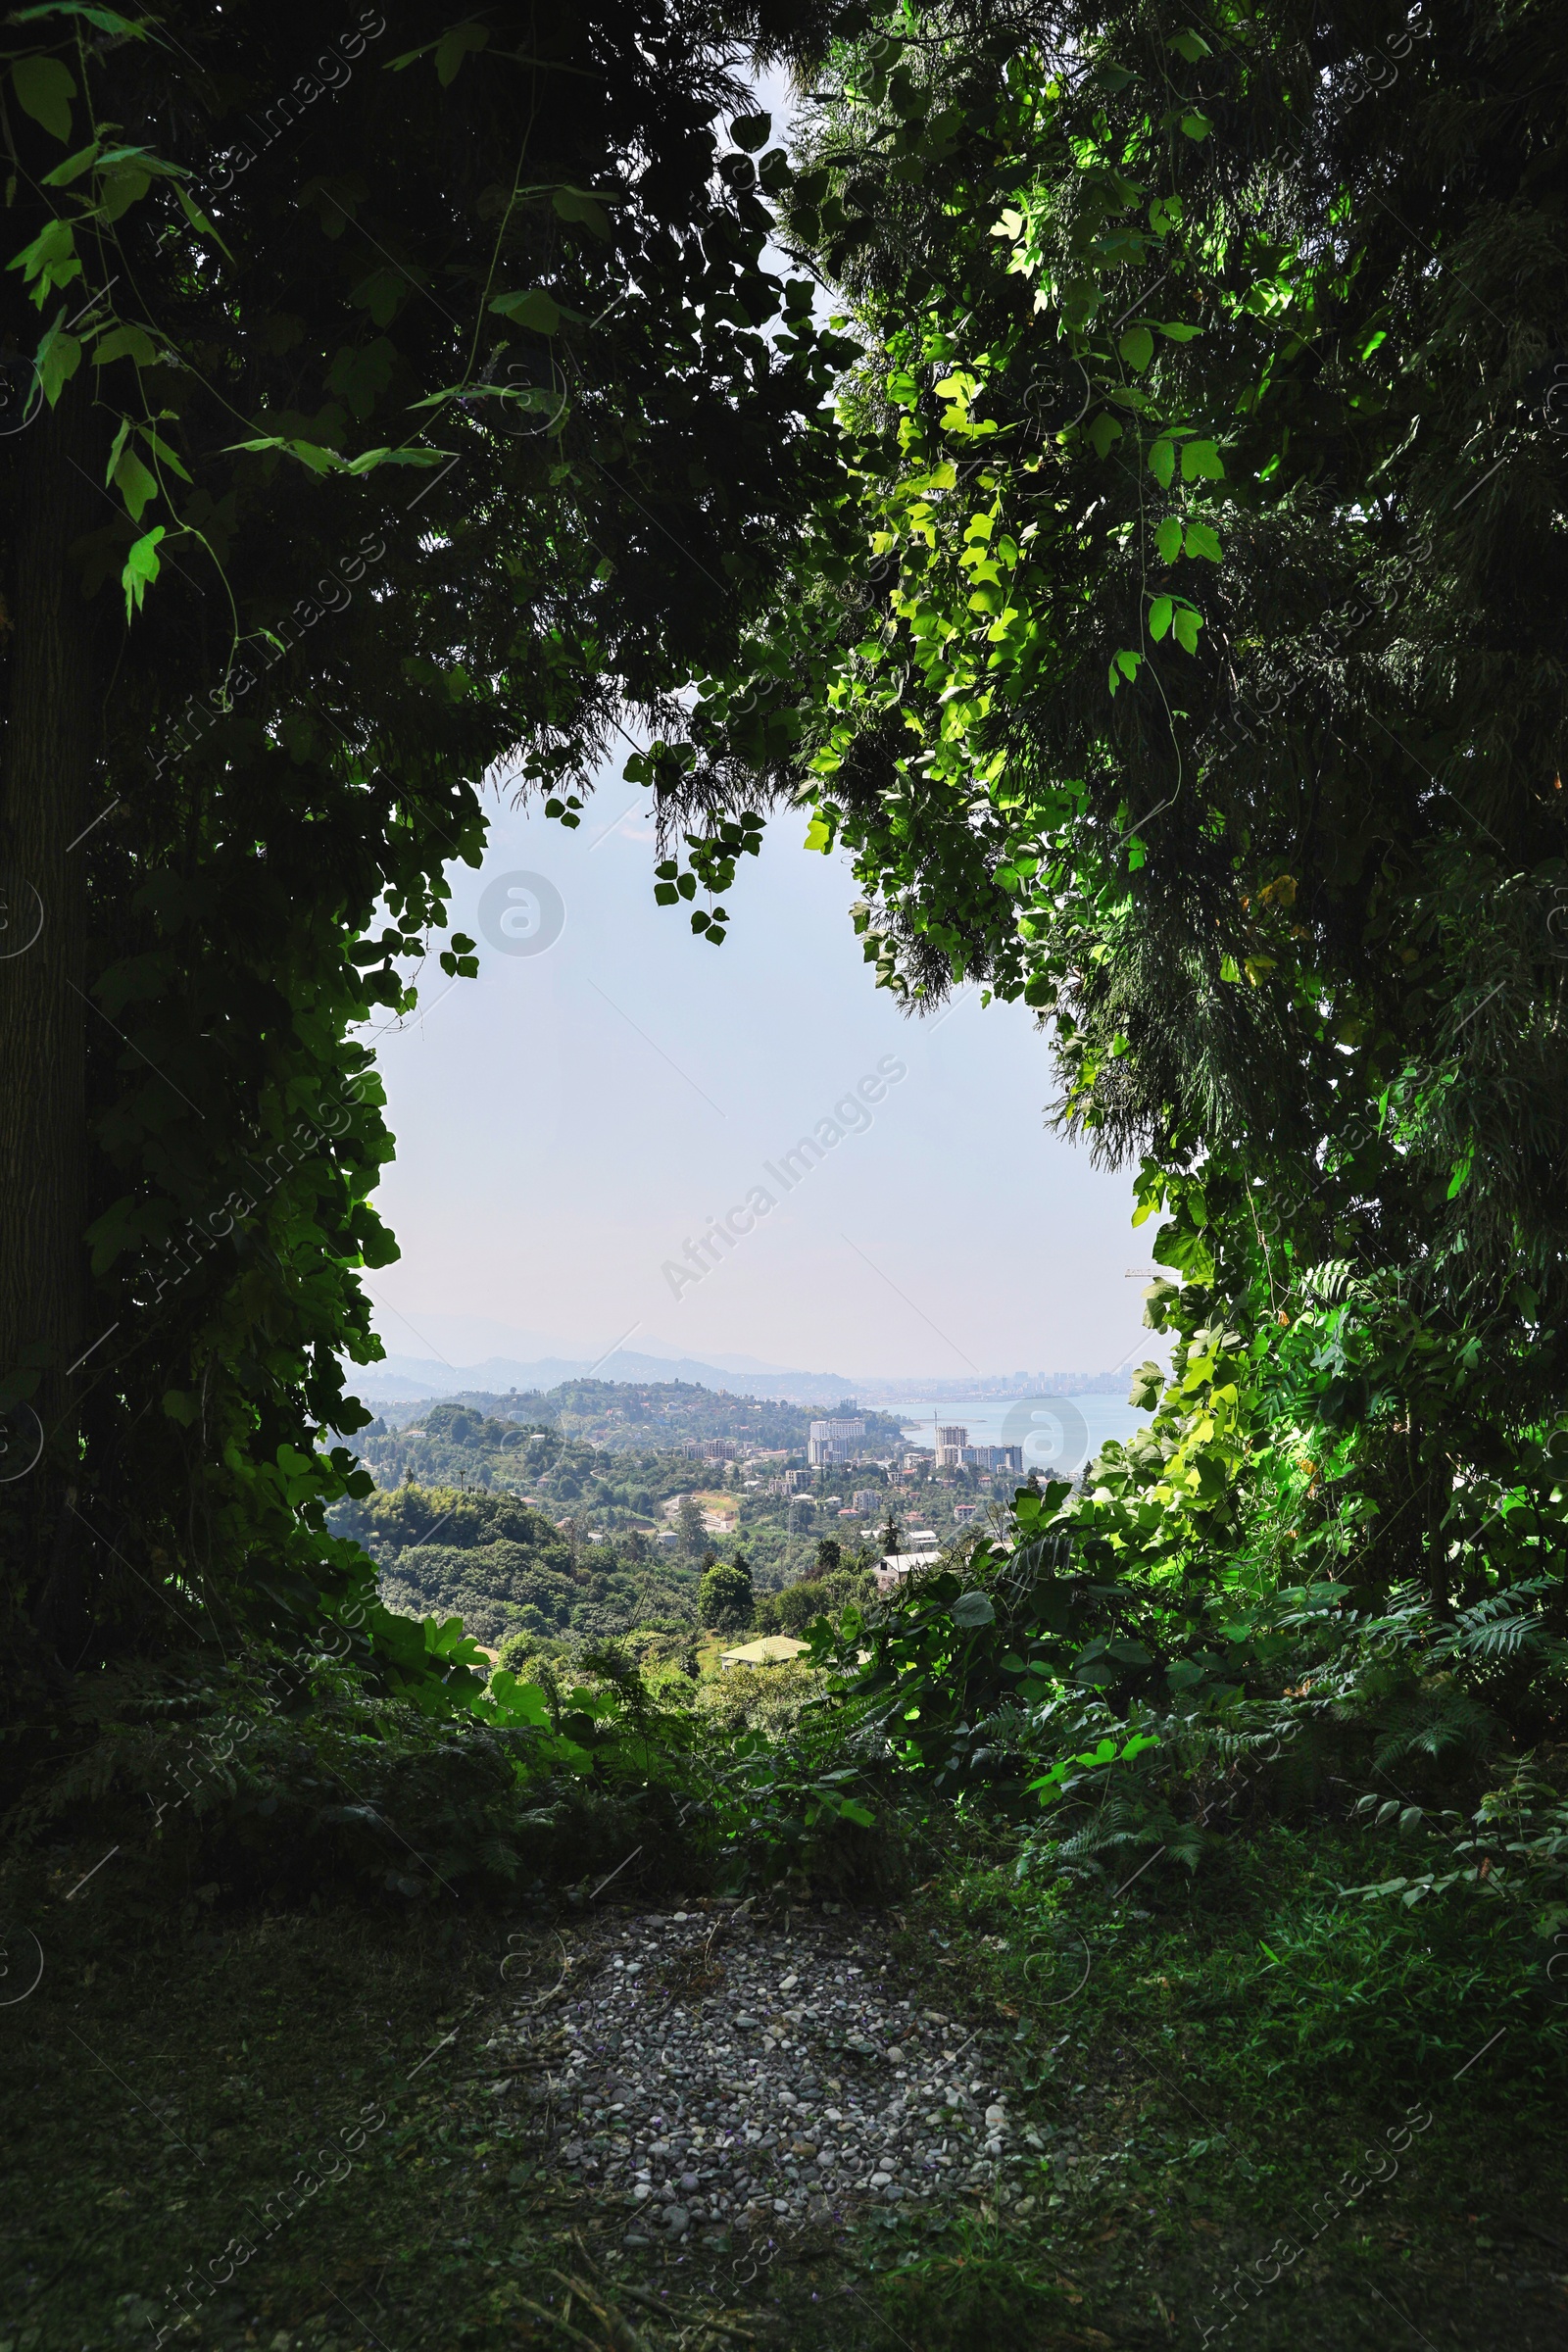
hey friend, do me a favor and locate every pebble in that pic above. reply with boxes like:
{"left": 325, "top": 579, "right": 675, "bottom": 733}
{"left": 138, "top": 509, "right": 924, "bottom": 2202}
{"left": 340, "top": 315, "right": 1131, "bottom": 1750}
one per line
{"left": 490, "top": 1902, "right": 1045, "bottom": 2248}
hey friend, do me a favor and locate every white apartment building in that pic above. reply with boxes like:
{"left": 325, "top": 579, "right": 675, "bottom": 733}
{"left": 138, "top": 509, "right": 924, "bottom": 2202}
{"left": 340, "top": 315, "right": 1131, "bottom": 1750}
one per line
{"left": 808, "top": 1416, "right": 865, "bottom": 1467}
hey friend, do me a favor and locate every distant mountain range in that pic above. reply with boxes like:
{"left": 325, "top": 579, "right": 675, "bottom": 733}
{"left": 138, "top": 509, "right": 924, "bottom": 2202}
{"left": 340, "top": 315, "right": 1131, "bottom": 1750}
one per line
{"left": 345, "top": 1348, "right": 1134, "bottom": 1410}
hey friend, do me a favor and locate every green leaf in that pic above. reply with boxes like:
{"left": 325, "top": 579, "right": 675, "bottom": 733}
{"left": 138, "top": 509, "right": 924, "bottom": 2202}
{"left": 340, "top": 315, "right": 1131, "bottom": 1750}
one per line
{"left": 1118, "top": 324, "right": 1153, "bottom": 372}
{"left": 1155, "top": 515, "right": 1183, "bottom": 564}
{"left": 14, "top": 4, "right": 142, "bottom": 29}
{"left": 173, "top": 178, "right": 236, "bottom": 263}
{"left": 804, "top": 815, "right": 833, "bottom": 853}
{"left": 1181, "top": 111, "right": 1213, "bottom": 140}
{"left": 730, "top": 113, "right": 771, "bottom": 152}
{"left": 12, "top": 55, "right": 75, "bottom": 142}
{"left": 139, "top": 423, "right": 191, "bottom": 482}
{"left": 343, "top": 444, "right": 452, "bottom": 474}
{"left": 111, "top": 443, "right": 159, "bottom": 520}
{"left": 1169, "top": 28, "right": 1212, "bottom": 59}
{"left": 92, "top": 322, "right": 158, "bottom": 368}
{"left": 350, "top": 268, "right": 407, "bottom": 327}
{"left": 553, "top": 186, "right": 612, "bottom": 238}
{"left": 324, "top": 337, "right": 397, "bottom": 417}
{"left": 40, "top": 138, "right": 100, "bottom": 186}
{"left": 121, "top": 524, "right": 162, "bottom": 615}
{"left": 435, "top": 22, "right": 488, "bottom": 84}
{"left": 1184, "top": 519, "right": 1223, "bottom": 561}
{"left": 34, "top": 316, "right": 79, "bottom": 405}
{"left": 489, "top": 286, "right": 561, "bottom": 334}
{"left": 1088, "top": 411, "right": 1123, "bottom": 458}
{"left": 1172, "top": 606, "right": 1202, "bottom": 653}
{"left": 1181, "top": 438, "right": 1225, "bottom": 481}
{"left": 1149, "top": 437, "right": 1176, "bottom": 487}
{"left": 1158, "top": 320, "right": 1201, "bottom": 341}
{"left": 951, "top": 1591, "right": 995, "bottom": 1627}
{"left": 8, "top": 215, "right": 80, "bottom": 302}
{"left": 1149, "top": 594, "right": 1173, "bottom": 642}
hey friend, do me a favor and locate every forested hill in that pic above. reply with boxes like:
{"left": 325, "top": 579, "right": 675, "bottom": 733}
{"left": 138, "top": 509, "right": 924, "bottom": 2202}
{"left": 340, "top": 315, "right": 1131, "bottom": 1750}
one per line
{"left": 361, "top": 1381, "right": 909, "bottom": 1456}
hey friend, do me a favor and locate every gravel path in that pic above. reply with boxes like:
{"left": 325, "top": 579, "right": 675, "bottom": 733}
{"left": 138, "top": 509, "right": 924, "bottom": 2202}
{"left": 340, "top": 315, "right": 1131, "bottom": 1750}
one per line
{"left": 487, "top": 1898, "right": 1059, "bottom": 2252}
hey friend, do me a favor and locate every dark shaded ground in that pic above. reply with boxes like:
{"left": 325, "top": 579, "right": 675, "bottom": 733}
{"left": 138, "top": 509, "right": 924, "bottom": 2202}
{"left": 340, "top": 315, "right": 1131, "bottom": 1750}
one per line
{"left": 4, "top": 1835, "right": 1566, "bottom": 2352}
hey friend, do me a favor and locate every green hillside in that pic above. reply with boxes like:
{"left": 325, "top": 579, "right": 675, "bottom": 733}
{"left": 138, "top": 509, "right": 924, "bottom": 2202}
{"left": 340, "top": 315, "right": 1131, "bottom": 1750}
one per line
{"left": 331, "top": 1481, "right": 701, "bottom": 1648}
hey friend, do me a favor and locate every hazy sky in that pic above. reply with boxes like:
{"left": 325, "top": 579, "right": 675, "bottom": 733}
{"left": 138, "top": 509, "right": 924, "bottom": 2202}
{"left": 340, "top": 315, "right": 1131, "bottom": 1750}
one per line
{"left": 358, "top": 771, "right": 1156, "bottom": 1380}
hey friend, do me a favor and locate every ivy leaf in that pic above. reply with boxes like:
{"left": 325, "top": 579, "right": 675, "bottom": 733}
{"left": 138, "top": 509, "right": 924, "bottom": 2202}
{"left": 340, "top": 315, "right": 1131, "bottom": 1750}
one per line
{"left": 173, "top": 178, "right": 236, "bottom": 262}
{"left": 489, "top": 287, "right": 561, "bottom": 333}
{"left": 343, "top": 444, "right": 452, "bottom": 473}
{"left": 1149, "top": 594, "right": 1174, "bottom": 642}
{"left": 1118, "top": 323, "right": 1153, "bottom": 372}
{"left": 1172, "top": 606, "right": 1203, "bottom": 653}
{"left": 1181, "top": 110, "right": 1213, "bottom": 140}
{"left": 111, "top": 441, "right": 159, "bottom": 519}
{"left": 1169, "top": 28, "right": 1212, "bottom": 59}
{"left": 804, "top": 815, "right": 833, "bottom": 852}
{"left": 92, "top": 322, "right": 158, "bottom": 368}
{"left": 1088, "top": 411, "right": 1122, "bottom": 457}
{"left": 12, "top": 55, "right": 75, "bottom": 142}
{"left": 1149, "top": 436, "right": 1176, "bottom": 487}
{"left": 553, "top": 186, "right": 612, "bottom": 238}
{"left": 139, "top": 424, "right": 191, "bottom": 482}
{"left": 729, "top": 112, "right": 771, "bottom": 152}
{"left": 325, "top": 337, "right": 397, "bottom": 417}
{"left": 229, "top": 434, "right": 345, "bottom": 474}
{"left": 1184, "top": 519, "right": 1223, "bottom": 561}
{"left": 122, "top": 524, "right": 165, "bottom": 619}
{"left": 13, "top": 3, "right": 141, "bottom": 28}
{"left": 350, "top": 268, "right": 408, "bottom": 327}
{"left": 1181, "top": 437, "right": 1225, "bottom": 480}
{"left": 435, "top": 22, "right": 488, "bottom": 84}
{"left": 1158, "top": 320, "right": 1201, "bottom": 341}
{"left": 34, "top": 314, "right": 80, "bottom": 405}
{"left": 40, "top": 138, "right": 101, "bottom": 186}
{"left": 8, "top": 215, "right": 80, "bottom": 303}
{"left": 1155, "top": 515, "right": 1183, "bottom": 564}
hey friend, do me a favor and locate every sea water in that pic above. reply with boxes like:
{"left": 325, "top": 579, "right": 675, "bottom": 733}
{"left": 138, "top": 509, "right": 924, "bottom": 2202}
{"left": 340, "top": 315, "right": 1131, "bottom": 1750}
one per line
{"left": 899, "top": 1392, "right": 1152, "bottom": 1481}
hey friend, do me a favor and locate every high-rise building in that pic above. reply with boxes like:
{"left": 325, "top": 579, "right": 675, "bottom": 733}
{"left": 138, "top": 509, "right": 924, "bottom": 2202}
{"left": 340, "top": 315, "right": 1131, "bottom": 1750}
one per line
{"left": 808, "top": 1416, "right": 865, "bottom": 1467}
{"left": 935, "top": 1423, "right": 968, "bottom": 1469}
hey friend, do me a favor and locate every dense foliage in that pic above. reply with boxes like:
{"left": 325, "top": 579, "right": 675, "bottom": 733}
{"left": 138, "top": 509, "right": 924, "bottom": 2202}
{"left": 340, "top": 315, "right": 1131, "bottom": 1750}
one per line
{"left": 649, "top": 0, "right": 1568, "bottom": 1650}
{"left": 343, "top": 1480, "right": 704, "bottom": 1646}
{"left": 0, "top": 0, "right": 845, "bottom": 1716}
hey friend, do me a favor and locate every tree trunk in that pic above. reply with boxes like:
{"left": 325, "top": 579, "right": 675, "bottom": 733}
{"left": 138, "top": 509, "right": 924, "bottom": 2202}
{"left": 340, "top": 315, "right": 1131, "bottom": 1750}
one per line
{"left": 0, "top": 375, "right": 103, "bottom": 1601}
